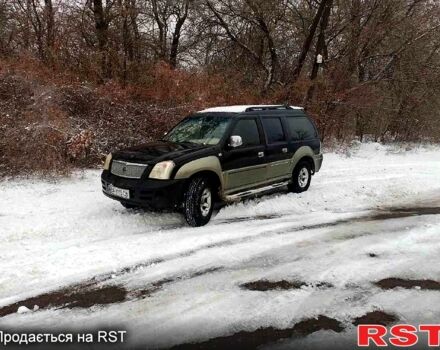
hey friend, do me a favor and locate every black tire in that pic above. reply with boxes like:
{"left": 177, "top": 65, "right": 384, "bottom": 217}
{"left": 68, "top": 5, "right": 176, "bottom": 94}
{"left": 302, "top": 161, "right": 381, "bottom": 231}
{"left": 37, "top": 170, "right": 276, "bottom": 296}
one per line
{"left": 288, "top": 161, "right": 312, "bottom": 193}
{"left": 121, "top": 202, "right": 139, "bottom": 209}
{"left": 183, "top": 176, "right": 214, "bottom": 227}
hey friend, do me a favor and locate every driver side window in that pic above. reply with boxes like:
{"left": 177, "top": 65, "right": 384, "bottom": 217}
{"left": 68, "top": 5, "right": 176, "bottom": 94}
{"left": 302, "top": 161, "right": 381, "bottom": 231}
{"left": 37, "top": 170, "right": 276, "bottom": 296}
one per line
{"left": 231, "top": 119, "right": 261, "bottom": 147}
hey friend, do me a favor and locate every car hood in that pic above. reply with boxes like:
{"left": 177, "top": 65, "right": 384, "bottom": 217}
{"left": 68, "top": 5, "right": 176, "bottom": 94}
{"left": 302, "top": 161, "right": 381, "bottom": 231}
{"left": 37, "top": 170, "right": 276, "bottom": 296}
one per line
{"left": 112, "top": 140, "right": 214, "bottom": 163}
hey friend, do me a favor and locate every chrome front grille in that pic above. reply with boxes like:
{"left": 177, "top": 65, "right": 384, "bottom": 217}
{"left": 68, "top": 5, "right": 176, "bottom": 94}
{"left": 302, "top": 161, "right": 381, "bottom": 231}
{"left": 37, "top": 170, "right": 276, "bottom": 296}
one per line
{"left": 110, "top": 160, "right": 148, "bottom": 179}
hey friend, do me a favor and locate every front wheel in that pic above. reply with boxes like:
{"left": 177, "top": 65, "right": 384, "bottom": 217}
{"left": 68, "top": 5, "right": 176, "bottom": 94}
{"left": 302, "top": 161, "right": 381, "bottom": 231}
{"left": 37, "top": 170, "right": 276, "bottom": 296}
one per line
{"left": 288, "top": 161, "right": 312, "bottom": 193}
{"left": 183, "top": 177, "right": 214, "bottom": 227}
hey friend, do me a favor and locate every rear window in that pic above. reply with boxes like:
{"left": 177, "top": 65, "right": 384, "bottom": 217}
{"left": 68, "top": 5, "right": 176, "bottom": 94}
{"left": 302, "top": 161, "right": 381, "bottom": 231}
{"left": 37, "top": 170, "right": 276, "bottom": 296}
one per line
{"left": 262, "top": 117, "right": 285, "bottom": 143}
{"left": 286, "top": 117, "right": 317, "bottom": 141}
{"left": 231, "top": 119, "right": 261, "bottom": 146}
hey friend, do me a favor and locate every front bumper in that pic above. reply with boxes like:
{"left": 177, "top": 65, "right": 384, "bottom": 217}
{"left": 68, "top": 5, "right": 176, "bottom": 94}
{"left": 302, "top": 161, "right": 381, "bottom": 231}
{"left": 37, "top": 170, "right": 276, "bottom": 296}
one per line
{"left": 101, "top": 170, "right": 186, "bottom": 210}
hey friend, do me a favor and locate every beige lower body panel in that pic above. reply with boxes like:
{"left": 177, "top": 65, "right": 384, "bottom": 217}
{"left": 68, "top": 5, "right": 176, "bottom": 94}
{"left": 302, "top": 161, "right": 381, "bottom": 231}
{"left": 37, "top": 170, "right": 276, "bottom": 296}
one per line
{"left": 221, "top": 148, "right": 322, "bottom": 201}
{"left": 223, "top": 159, "right": 291, "bottom": 200}
{"left": 267, "top": 159, "right": 290, "bottom": 179}
{"left": 223, "top": 164, "right": 267, "bottom": 194}
{"left": 225, "top": 180, "right": 289, "bottom": 202}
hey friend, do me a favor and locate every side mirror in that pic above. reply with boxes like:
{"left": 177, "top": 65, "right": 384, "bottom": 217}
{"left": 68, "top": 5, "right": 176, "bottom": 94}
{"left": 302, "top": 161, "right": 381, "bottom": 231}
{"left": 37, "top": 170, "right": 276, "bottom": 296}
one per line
{"left": 229, "top": 135, "right": 243, "bottom": 148}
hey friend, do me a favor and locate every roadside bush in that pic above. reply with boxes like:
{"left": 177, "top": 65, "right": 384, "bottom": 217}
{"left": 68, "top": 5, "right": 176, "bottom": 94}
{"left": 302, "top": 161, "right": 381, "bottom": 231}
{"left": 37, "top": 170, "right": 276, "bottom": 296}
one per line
{"left": 0, "top": 58, "right": 263, "bottom": 177}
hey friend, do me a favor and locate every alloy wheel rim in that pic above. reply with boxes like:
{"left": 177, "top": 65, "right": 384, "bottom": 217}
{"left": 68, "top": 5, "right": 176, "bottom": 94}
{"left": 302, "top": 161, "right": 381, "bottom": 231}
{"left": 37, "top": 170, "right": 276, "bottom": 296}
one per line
{"left": 298, "top": 167, "right": 309, "bottom": 188}
{"left": 200, "top": 188, "right": 212, "bottom": 216}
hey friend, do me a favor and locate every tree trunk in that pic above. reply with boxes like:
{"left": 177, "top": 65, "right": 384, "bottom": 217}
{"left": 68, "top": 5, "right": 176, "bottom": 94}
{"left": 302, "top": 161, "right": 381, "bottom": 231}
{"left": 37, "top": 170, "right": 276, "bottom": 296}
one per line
{"left": 29, "top": 0, "right": 45, "bottom": 61}
{"left": 23, "top": 0, "right": 32, "bottom": 50}
{"left": 44, "top": 0, "right": 54, "bottom": 64}
{"left": 291, "top": 0, "right": 330, "bottom": 83}
{"left": 169, "top": 0, "right": 189, "bottom": 68}
{"left": 119, "top": 0, "right": 134, "bottom": 83}
{"left": 92, "top": 0, "right": 111, "bottom": 81}
{"left": 347, "top": 0, "right": 361, "bottom": 79}
{"left": 259, "top": 18, "right": 278, "bottom": 94}
{"left": 151, "top": 0, "right": 167, "bottom": 60}
{"left": 304, "top": 0, "right": 333, "bottom": 106}
{"left": 128, "top": 0, "right": 140, "bottom": 62}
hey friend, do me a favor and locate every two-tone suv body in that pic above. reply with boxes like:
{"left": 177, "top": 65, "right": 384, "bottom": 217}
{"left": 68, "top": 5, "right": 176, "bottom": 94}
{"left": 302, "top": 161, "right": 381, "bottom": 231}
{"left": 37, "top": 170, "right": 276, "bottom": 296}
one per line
{"left": 101, "top": 105, "right": 323, "bottom": 226}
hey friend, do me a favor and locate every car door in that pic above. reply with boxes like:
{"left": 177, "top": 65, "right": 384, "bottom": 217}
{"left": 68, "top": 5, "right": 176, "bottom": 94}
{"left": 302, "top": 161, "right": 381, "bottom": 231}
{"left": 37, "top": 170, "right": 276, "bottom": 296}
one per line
{"left": 221, "top": 118, "right": 267, "bottom": 194}
{"left": 261, "top": 116, "right": 291, "bottom": 182}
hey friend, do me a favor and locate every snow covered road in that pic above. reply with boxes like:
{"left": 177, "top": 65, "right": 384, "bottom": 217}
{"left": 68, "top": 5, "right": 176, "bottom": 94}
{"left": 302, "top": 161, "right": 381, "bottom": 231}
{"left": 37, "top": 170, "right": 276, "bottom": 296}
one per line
{"left": 1, "top": 142, "right": 440, "bottom": 349}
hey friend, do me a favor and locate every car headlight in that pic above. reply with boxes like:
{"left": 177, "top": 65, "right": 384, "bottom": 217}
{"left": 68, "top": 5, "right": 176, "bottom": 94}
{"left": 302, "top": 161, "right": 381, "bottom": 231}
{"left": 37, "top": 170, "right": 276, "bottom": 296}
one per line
{"left": 103, "top": 153, "right": 112, "bottom": 170}
{"left": 149, "top": 161, "right": 175, "bottom": 180}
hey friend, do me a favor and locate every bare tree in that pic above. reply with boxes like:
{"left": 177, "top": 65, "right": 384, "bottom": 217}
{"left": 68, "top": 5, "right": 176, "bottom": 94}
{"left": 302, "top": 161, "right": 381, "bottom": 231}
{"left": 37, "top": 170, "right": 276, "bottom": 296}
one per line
{"left": 90, "top": 0, "right": 114, "bottom": 81}
{"left": 304, "top": 0, "right": 333, "bottom": 105}
{"left": 44, "top": 0, "right": 54, "bottom": 62}
{"left": 149, "top": 0, "right": 192, "bottom": 67}
{"left": 206, "top": 0, "right": 286, "bottom": 92}
{"left": 290, "top": 0, "right": 331, "bottom": 83}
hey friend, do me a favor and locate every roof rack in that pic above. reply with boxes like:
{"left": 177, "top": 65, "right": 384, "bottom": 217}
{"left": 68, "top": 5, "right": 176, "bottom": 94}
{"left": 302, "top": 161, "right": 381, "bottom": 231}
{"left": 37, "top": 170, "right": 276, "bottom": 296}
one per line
{"left": 244, "top": 105, "right": 292, "bottom": 112}
{"left": 197, "top": 105, "right": 303, "bottom": 113}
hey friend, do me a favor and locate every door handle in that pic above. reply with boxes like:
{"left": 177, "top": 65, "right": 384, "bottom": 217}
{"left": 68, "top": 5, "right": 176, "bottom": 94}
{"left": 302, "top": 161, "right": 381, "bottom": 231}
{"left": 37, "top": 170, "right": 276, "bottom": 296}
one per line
{"left": 282, "top": 148, "right": 288, "bottom": 153}
{"left": 258, "top": 152, "right": 264, "bottom": 158}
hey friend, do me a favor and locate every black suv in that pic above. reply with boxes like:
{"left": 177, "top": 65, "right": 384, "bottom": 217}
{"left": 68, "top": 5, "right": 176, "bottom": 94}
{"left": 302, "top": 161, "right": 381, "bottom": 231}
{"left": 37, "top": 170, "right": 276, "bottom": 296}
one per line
{"left": 101, "top": 105, "right": 323, "bottom": 226}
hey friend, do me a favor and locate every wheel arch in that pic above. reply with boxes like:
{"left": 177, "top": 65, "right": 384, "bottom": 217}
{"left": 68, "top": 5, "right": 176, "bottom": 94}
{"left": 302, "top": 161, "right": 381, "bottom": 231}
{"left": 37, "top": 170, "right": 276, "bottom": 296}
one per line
{"left": 289, "top": 146, "right": 317, "bottom": 175}
{"left": 174, "top": 156, "right": 224, "bottom": 201}
{"left": 296, "top": 156, "right": 315, "bottom": 174}
{"left": 190, "top": 170, "right": 222, "bottom": 201}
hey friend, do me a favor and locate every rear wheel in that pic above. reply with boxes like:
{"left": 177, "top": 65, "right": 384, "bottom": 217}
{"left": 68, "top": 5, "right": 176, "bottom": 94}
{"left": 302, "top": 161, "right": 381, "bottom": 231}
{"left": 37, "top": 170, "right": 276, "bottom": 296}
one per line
{"left": 183, "top": 176, "right": 213, "bottom": 227}
{"left": 288, "top": 161, "right": 312, "bottom": 193}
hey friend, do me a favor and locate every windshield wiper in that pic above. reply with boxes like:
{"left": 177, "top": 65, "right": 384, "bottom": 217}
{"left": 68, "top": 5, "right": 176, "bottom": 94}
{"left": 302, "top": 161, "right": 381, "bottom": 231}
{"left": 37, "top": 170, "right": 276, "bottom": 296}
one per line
{"left": 179, "top": 141, "right": 200, "bottom": 146}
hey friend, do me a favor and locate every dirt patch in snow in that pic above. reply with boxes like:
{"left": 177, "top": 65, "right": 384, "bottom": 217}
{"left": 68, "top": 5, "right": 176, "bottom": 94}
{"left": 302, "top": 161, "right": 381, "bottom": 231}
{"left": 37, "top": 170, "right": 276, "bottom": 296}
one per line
{"left": 292, "top": 205, "right": 440, "bottom": 233}
{"left": 293, "top": 315, "right": 344, "bottom": 334}
{"left": 0, "top": 285, "right": 126, "bottom": 317}
{"left": 241, "top": 280, "right": 306, "bottom": 291}
{"left": 240, "top": 280, "right": 333, "bottom": 291}
{"left": 63, "top": 286, "right": 127, "bottom": 309}
{"left": 370, "top": 206, "right": 440, "bottom": 220}
{"left": 0, "top": 267, "right": 223, "bottom": 317}
{"left": 376, "top": 278, "right": 440, "bottom": 290}
{"left": 353, "top": 311, "right": 398, "bottom": 326}
{"left": 171, "top": 315, "right": 343, "bottom": 349}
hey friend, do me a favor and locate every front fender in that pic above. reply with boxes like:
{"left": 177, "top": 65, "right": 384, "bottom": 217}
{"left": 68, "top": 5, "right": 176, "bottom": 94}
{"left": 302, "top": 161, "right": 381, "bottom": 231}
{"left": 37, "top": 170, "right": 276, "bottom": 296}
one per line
{"left": 174, "top": 156, "right": 224, "bottom": 188}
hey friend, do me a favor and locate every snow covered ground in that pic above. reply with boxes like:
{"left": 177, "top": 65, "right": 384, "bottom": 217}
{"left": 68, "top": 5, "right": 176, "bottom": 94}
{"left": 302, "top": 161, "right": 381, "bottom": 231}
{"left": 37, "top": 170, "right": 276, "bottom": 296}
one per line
{"left": 1, "top": 142, "right": 440, "bottom": 349}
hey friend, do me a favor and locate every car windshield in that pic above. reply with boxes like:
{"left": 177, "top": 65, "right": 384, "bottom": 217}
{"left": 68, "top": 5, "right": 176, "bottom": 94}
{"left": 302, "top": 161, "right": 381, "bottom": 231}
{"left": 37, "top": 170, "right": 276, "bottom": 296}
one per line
{"left": 164, "top": 115, "right": 231, "bottom": 145}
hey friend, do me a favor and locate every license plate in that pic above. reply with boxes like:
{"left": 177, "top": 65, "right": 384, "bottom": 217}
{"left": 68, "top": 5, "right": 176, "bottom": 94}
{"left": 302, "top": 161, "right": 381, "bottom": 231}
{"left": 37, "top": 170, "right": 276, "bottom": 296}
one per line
{"left": 107, "top": 184, "right": 130, "bottom": 199}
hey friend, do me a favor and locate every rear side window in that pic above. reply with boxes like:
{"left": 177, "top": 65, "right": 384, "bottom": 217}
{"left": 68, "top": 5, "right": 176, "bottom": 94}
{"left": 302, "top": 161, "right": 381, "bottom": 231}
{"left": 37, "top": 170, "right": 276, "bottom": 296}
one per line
{"left": 262, "top": 118, "right": 285, "bottom": 143}
{"left": 286, "top": 117, "right": 317, "bottom": 141}
{"left": 231, "top": 119, "right": 261, "bottom": 146}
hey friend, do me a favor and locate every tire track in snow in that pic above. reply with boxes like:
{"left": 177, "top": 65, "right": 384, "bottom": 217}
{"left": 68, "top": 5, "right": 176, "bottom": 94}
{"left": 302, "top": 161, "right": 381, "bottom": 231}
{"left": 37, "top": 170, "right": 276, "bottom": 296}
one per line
{"left": 0, "top": 213, "right": 360, "bottom": 316}
{"left": 3, "top": 205, "right": 438, "bottom": 318}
